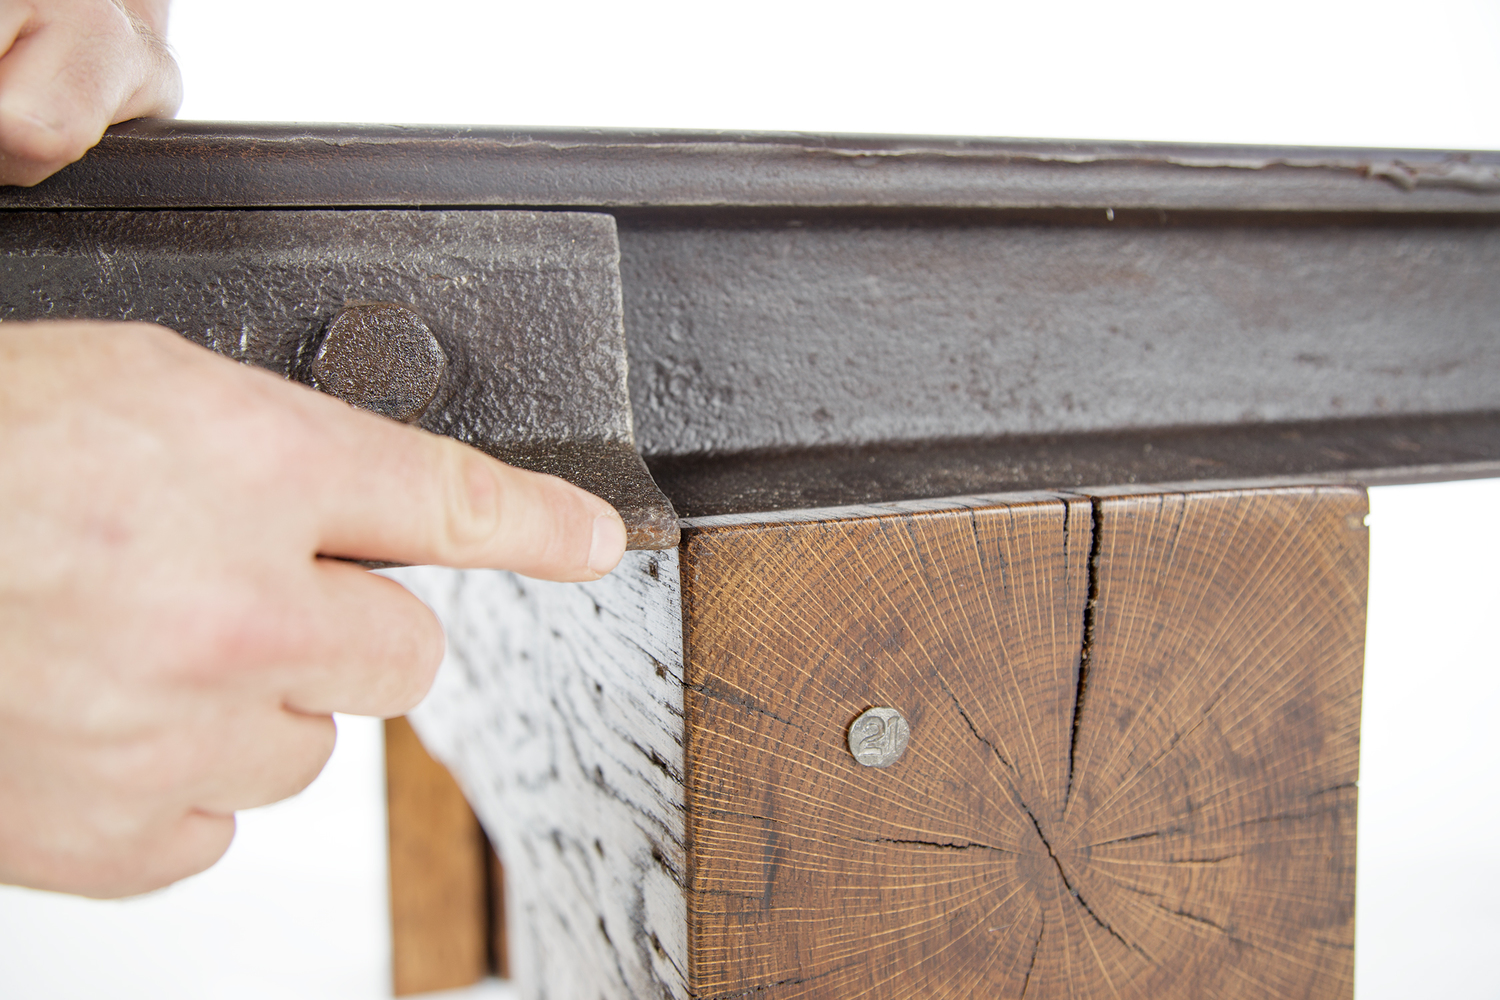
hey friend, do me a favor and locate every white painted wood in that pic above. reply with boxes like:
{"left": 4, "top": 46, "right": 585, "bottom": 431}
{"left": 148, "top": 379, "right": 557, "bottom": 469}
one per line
{"left": 390, "top": 553, "right": 686, "bottom": 1000}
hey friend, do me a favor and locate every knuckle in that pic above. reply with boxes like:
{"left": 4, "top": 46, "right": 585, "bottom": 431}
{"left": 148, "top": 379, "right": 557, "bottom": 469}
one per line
{"left": 271, "top": 718, "right": 337, "bottom": 801}
{"left": 0, "top": 107, "right": 94, "bottom": 176}
{"left": 123, "top": 813, "right": 235, "bottom": 896}
{"left": 162, "top": 585, "right": 316, "bottom": 685}
{"left": 439, "top": 444, "right": 504, "bottom": 558}
{"left": 373, "top": 597, "right": 444, "bottom": 715}
{"left": 13, "top": 779, "right": 233, "bottom": 898}
{"left": 0, "top": 158, "right": 56, "bottom": 186}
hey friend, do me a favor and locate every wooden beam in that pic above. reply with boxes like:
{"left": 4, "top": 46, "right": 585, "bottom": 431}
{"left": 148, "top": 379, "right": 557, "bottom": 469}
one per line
{"left": 394, "top": 555, "right": 688, "bottom": 1000}
{"left": 685, "top": 486, "right": 1364, "bottom": 997}
{"left": 384, "top": 716, "right": 491, "bottom": 996}
{"left": 400, "top": 484, "right": 1367, "bottom": 998}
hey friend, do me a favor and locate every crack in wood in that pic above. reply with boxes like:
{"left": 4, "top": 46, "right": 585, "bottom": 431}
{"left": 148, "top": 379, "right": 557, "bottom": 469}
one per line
{"left": 623, "top": 734, "right": 687, "bottom": 786}
{"left": 852, "top": 836, "right": 1015, "bottom": 853}
{"left": 650, "top": 844, "right": 684, "bottom": 890}
{"left": 1017, "top": 801, "right": 1155, "bottom": 964}
{"left": 1154, "top": 903, "right": 1267, "bottom": 955}
{"left": 696, "top": 968, "right": 837, "bottom": 1000}
{"left": 1019, "top": 920, "right": 1044, "bottom": 1000}
{"left": 1161, "top": 905, "right": 1230, "bottom": 933}
{"left": 1065, "top": 496, "right": 1103, "bottom": 810}
{"left": 1087, "top": 830, "right": 1163, "bottom": 848}
{"left": 936, "top": 674, "right": 1014, "bottom": 772}
{"left": 684, "top": 680, "right": 801, "bottom": 730}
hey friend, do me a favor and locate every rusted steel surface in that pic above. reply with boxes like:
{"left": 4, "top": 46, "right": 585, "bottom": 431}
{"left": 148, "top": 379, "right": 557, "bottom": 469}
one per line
{"left": 651, "top": 412, "right": 1500, "bottom": 518}
{"left": 0, "top": 208, "right": 679, "bottom": 549}
{"left": 0, "top": 124, "right": 1495, "bottom": 516}
{"left": 618, "top": 209, "right": 1500, "bottom": 459}
{"left": 2, "top": 121, "right": 1499, "bottom": 212}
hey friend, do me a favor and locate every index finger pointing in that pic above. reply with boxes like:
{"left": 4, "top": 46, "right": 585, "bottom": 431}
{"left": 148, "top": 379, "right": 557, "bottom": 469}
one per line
{"left": 304, "top": 393, "right": 627, "bottom": 581}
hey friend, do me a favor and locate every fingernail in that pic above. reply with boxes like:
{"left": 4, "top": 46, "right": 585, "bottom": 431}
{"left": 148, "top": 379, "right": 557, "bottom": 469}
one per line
{"left": 588, "top": 511, "right": 627, "bottom": 576}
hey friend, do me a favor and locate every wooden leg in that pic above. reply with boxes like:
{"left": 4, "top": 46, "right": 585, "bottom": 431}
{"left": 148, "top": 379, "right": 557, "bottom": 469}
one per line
{"left": 685, "top": 486, "right": 1365, "bottom": 998}
{"left": 397, "top": 554, "right": 689, "bottom": 1000}
{"left": 486, "top": 839, "right": 509, "bottom": 980}
{"left": 384, "top": 716, "right": 493, "bottom": 996}
{"left": 402, "top": 485, "right": 1367, "bottom": 999}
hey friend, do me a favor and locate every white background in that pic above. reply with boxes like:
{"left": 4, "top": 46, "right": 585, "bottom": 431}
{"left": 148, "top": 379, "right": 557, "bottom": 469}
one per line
{"left": 1, "top": 1, "right": 1497, "bottom": 997}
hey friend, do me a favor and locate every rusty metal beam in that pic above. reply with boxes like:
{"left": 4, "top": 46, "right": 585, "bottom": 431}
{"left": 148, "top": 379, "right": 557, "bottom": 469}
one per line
{"left": 0, "top": 207, "right": 679, "bottom": 547}
{"left": 3, "top": 122, "right": 1495, "bottom": 515}
{"left": 3, "top": 121, "right": 1499, "bottom": 212}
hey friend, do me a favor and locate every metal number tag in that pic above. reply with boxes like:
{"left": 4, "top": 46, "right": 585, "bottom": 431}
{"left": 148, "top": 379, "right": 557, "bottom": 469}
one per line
{"left": 847, "top": 707, "right": 911, "bottom": 768}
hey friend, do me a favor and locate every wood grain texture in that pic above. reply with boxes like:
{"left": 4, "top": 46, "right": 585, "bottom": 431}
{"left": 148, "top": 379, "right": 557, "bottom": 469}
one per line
{"left": 680, "top": 486, "right": 1366, "bottom": 1000}
{"left": 392, "top": 555, "right": 689, "bottom": 1000}
{"left": 384, "top": 715, "right": 489, "bottom": 996}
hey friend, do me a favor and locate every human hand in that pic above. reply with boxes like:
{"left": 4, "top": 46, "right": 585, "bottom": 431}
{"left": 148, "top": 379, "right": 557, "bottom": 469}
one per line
{"left": 0, "top": 321, "right": 627, "bottom": 897}
{"left": 0, "top": 0, "right": 181, "bottom": 186}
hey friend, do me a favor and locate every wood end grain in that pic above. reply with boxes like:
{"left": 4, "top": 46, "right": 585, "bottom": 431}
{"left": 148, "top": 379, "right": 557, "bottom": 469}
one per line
{"left": 681, "top": 486, "right": 1366, "bottom": 999}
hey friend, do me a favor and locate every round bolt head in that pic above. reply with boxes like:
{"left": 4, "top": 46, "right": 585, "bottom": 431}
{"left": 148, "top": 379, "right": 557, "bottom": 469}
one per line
{"left": 848, "top": 707, "right": 910, "bottom": 768}
{"left": 311, "top": 302, "right": 446, "bottom": 423}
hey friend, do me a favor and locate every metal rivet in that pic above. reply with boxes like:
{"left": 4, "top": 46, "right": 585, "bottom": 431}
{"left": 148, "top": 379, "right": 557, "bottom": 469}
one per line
{"left": 311, "top": 302, "right": 446, "bottom": 423}
{"left": 848, "top": 707, "right": 910, "bottom": 768}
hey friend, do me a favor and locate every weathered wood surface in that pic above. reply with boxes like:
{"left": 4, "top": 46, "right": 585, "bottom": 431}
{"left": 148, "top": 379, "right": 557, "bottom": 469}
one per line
{"left": 384, "top": 716, "right": 490, "bottom": 996}
{"left": 394, "top": 553, "right": 689, "bottom": 1000}
{"left": 682, "top": 487, "right": 1365, "bottom": 999}
{"left": 392, "top": 485, "right": 1366, "bottom": 999}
